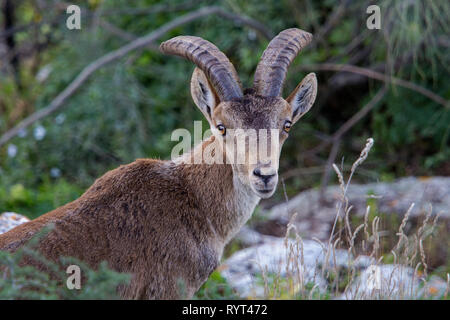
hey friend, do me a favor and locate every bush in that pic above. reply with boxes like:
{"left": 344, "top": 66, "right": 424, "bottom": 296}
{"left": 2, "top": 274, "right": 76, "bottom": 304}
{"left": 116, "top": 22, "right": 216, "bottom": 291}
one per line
{"left": 0, "top": 228, "right": 130, "bottom": 299}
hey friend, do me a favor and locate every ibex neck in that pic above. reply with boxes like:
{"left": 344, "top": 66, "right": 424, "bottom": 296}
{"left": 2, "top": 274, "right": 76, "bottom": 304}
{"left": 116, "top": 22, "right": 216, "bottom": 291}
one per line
{"left": 174, "top": 136, "right": 260, "bottom": 247}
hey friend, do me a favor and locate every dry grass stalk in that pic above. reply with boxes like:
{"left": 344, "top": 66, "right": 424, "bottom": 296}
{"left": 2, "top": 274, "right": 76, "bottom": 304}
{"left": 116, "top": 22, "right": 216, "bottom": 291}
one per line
{"left": 253, "top": 137, "right": 445, "bottom": 300}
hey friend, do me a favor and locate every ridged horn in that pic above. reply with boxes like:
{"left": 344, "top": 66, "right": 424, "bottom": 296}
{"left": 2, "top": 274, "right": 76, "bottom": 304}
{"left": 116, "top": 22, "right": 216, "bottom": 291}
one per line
{"left": 253, "top": 28, "right": 313, "bottom": 97}
{"left": 160, "top": 36, "right": 243, "bottom": 101}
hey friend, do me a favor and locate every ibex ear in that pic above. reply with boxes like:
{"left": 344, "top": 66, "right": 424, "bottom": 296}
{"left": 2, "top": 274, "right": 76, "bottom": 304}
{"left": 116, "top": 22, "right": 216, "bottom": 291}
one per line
{"left": 286, "top": 73, "right": 317, "bottom": 124}
{"left": 191, "top": 67, "right": 219, "bottom": 122}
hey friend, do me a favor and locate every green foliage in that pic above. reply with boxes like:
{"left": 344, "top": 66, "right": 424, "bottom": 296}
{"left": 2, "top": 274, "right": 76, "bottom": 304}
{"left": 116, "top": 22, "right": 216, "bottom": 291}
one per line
{"left": 253, "top": 272, "right": 332, "bottom": 300}
{"left": 0, "top": 179, "right": 83, "bottom": 219}
{"left": 194, "top": 271, "right": 238, "bottom": 300}
{"left": 0, "top": 228, "right": 130, "bottom": 299}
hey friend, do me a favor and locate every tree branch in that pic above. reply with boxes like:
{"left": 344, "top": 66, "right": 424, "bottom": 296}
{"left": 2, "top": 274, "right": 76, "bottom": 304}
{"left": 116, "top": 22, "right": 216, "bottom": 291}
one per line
{"left": 303, "top": 85, "right": 388, "bottom": 158}
{"left": 0, "top": 6, "right": 272, "bottom": 147}
{"left": 214, "top": 8, "right": 274, "bottom": 40}
{"left": 298, "top": 63, "right": 449, "bottom": 108}
{"left": 318, "top": 86, "right": 387, "bottom": 198}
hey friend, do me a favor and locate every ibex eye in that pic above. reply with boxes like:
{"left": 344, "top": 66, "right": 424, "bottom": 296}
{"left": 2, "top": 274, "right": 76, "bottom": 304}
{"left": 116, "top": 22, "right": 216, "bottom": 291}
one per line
{"left": 217, "top": 124, "right": 226, "bottom": 136}
{"left": 283, "top": 121, "right": 292, "bottom": 133}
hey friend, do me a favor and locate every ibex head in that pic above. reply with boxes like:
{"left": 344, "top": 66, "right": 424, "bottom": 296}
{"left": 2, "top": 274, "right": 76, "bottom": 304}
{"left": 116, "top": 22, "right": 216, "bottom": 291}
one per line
{"left": 160, "top": 28, "right": 317, "bottom": 198}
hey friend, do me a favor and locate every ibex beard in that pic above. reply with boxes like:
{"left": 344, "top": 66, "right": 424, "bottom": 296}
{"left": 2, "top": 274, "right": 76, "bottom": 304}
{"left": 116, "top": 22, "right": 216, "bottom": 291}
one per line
{"left": 0, "top": 28, "right": 317, "bottom": 299}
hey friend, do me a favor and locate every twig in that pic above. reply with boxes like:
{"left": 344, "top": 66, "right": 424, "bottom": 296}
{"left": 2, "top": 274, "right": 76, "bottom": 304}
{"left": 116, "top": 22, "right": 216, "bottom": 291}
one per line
{"left": 214, "top": 8, "right": 273, "bottom": 40}
{"left": 0, "top": 6, "right": 272, "bottom": 147}
{"left": 319, "top": 139, "right": 341, "bottom": 201}
{"left": 281, "top": 164, "right": 377, "bottom": 181}
{"left": 99, "top": 20, "right": 160, "bottom": 52}
{"left": 298, "top": 63, "right": 449, "bottom": 108}
{"left": 318, "top": 87, "right": 387, "bottom": 197}
{"left": 299, "top": 60, "right": 446, "bottom": 160}
{"left": 333, "top": 86, "right": 387, "bottom": 140}
{"left": 98, "top": 0, "right": 206, "bottom": 17}
{"left": 311, "top": 0, "right": 351, "bottom": 48}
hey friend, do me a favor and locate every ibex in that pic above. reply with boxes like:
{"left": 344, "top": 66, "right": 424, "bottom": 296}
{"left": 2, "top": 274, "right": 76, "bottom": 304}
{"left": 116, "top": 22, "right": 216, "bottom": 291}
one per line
{"left": 0, "top": 28, "right": 317, "bottom": 299}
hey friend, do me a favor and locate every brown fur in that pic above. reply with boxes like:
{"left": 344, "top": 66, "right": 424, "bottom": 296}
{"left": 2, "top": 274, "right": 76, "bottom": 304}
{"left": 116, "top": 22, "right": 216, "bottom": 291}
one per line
{"left": 0, "top": 137, "right": 251, "bottom": 298}
{"left": 0, "top": 51, "right": 317, "bottom": 301}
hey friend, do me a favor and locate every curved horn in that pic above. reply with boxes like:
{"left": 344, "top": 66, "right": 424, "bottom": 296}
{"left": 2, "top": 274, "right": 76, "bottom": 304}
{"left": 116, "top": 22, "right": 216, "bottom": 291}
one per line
{"left": 160, "top": 36, "right": 242, "bottom": 101}
{"left": 253, "top": 28, "right": 313, "bottom": 97}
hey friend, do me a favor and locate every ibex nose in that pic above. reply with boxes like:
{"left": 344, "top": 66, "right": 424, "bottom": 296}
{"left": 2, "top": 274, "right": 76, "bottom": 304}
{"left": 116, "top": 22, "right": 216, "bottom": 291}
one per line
{"left": 253, "top": 168, "right": 276, "bottom": 185}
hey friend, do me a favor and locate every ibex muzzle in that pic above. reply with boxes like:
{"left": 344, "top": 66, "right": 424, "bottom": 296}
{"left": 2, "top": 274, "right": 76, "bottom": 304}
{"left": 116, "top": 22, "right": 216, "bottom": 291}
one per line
{"left": 0, "top": 28, "right": 318, "bottom": 299}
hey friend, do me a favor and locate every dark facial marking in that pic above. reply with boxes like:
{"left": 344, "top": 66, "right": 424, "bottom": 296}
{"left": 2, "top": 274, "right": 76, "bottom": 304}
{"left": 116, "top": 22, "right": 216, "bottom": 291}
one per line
{"left": 199, "top": 81, "right": 211, "bottom": 117}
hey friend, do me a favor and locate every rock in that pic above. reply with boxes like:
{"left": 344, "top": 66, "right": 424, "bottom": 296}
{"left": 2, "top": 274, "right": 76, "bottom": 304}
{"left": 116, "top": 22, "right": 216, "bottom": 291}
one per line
{"left": 418, "top": 275, "right": 449, "bottom": 299}
{"left": 341, "top": 264, "right": 418, "bottom": 299}
{"left": 234, "top": 226, "right": 280, "bottom": 247}
{"left": 0, "top": 212, "right": 30, "bottom": 235}
{"left": 341, "top": 264, "right": 447, "bottom": 300}
{"left": 220, "top": 238, "right": 324, "bottom": 298}
{"left": 219, "top": 238, "right": 373, "bottom": 298}
{"left": 264, "top": 177, "right": 450, "bottom": 240}
{"left": 340, "top": 264, "right": 447, "bottom": 300}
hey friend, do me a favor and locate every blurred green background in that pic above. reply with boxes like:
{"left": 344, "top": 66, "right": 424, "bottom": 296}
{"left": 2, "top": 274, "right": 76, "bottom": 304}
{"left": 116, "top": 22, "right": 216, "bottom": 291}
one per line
{"left": 0, "top": 0, "right": 448, "bottom": 219}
